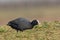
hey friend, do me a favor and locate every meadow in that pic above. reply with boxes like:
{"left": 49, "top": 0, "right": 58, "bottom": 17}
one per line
{"left": 0, "top": 6, "right": 60, "bottom": 25}
{"left": 0, "top": 6, "right": 60, "bottom": 40}
{"left": 0, "top": 21, "right": 60, "bottom": 40}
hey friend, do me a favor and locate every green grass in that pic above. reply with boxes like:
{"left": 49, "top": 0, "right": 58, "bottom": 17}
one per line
{"left": 0, "top": 21, "right": 60, "bottom": 40}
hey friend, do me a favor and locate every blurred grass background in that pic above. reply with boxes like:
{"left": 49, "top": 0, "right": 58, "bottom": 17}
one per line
{"left": 0, "top": 6, "right": 60, "bottom": 25}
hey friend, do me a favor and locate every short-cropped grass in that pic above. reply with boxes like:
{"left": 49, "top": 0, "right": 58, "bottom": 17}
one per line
{"left": 0, "top": 21, "right": 60, "bottom": 40}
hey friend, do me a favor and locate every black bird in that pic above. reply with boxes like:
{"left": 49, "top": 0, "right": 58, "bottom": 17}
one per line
{"left": 7, "top": 18, "right": 39, "bottom": 32}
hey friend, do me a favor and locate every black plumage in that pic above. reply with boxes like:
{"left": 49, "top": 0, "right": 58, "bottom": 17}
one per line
{"left": 7, "top": 18, "right": 39, "bottom": 32}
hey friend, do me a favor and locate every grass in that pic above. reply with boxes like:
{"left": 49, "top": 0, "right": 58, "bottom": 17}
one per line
{"left": 0, "top": 5, "right": 60, "bottom": 40}
{"left": 0, "top": 21, "right": 60, "bottom": 40}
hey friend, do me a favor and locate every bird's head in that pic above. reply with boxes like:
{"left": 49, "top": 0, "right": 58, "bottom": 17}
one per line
{"left": 7, "top": 21, "right": 11, "bottom": 26}
{"left": 31, "top": 20, "right": 39, "bottom": 27}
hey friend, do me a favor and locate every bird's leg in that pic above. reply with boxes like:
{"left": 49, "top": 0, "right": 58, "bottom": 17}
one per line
{"left": 17, "top": 30, "right": 18, "bottom": 33}
{"left": 15, "top": 30, "right": 19, "bottom": 37}
{"left": 20, "top": 29, "right": 23, "bottom": 32}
